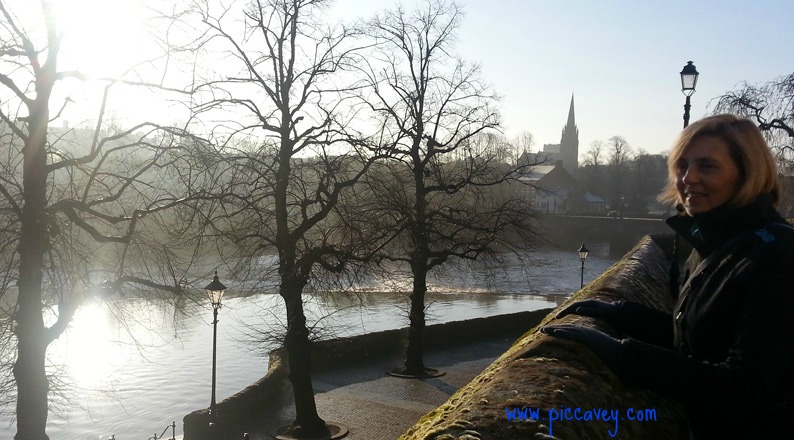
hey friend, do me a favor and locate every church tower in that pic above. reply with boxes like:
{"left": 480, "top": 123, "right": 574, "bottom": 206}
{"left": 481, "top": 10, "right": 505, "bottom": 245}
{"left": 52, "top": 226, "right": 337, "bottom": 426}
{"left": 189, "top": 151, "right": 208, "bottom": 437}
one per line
{"left": 559, "top": 94, "right": 579, "bottom": 172}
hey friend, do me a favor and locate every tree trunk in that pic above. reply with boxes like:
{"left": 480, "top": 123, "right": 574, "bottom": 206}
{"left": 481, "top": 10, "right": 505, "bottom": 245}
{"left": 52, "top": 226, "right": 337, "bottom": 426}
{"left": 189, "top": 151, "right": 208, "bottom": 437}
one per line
{"left": 15, "top": 100, "right": 52, "bottom": 439}
{"left": 281, "top": 279, "right": 327, "bottom": 436}
{"left": 405, "top": 133, "right": 430, "bottom": 376}
{"left": 13, "top": 325, "right": 49, "bottom": 440}
{"left": 404, "top": 265, "right": 427, "bottom": 375}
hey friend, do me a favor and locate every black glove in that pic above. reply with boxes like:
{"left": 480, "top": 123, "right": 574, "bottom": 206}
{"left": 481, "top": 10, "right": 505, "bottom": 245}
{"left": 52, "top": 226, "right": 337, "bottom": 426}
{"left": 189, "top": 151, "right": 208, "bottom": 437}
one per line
{"left": 541, "top": 324, "right": 625, "bottom": 371}
{"left": 556, "top": 300, "right": 675, "bottom": 348}
{"left": 555, "top": 299, "right": 625, "bottom": 322}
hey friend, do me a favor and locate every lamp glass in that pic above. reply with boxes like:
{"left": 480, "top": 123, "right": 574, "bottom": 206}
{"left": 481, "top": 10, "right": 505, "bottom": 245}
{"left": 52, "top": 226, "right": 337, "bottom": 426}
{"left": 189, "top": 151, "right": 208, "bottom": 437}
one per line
{"left": 680, "top": 61, "right": 699, "bottom": 96}
{"left": 578, "top": 243, "right": 589, "bottom": 261}
{"left": 204, "top": 272, "right": 227, "bottom": 306}
{"left": 207, "top": 288, "right": 225, "bottom": 306}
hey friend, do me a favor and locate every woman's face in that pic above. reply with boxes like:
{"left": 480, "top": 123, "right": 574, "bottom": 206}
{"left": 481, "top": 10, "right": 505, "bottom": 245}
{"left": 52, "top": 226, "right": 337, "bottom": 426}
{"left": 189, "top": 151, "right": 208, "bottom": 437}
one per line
{"left": 675, "top": 135, "right": 743, "bottom": 216}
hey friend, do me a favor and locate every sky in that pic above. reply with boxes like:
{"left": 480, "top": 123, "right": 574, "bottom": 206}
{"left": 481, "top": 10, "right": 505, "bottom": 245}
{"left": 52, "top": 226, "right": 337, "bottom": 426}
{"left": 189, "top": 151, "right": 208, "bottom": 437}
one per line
{"left": 330, "top": 0, "right": 794, "bottom": 156}
{"left": 30, "top": 0, "right": 794, "bottom": 158}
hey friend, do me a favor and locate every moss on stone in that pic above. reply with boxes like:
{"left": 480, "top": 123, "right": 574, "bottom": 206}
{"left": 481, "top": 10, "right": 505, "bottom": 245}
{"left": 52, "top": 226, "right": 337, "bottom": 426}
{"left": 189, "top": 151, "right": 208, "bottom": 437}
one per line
{"left": 399, "top": 235, "right": 689, "bottom": 440}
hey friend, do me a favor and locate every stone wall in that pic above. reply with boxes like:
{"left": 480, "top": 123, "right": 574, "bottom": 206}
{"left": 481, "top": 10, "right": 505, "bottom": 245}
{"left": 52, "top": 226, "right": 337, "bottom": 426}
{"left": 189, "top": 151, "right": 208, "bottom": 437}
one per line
{"left": 399, "top": 234, "right": 689, "bottom": 439}
{"left": 183, "top": 308, "right": 552, "bottom": 440}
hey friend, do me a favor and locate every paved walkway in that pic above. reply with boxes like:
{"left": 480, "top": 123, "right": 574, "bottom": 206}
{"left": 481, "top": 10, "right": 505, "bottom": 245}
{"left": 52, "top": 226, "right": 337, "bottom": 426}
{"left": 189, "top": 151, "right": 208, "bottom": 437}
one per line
{"left": 237, "top": 331, "right": 523, "bottom": 440}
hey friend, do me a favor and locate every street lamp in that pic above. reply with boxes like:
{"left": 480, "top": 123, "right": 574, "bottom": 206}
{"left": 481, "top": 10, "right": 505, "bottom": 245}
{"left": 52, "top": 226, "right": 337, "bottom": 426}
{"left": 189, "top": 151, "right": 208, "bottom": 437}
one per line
{"left": 578, "top": 242, "right": 589, "bottom": 288}
{"left": 205, "top": 271, "right": 226, "bottom": 420}
{"left": 680, "top": 61, "right": 699, "bottom": 128}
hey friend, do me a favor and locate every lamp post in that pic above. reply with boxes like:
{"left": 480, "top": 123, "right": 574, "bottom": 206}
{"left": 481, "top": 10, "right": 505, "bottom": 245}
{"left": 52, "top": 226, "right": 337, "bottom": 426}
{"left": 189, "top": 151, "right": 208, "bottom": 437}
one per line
{"left": 680, "top": 61, "right": 699, "bottom": 128}
{"left": 205, "top": 271, "right": 226, "bottom": 421}
{"left": 578, "top": 242, "right": 589, "bottom": 288}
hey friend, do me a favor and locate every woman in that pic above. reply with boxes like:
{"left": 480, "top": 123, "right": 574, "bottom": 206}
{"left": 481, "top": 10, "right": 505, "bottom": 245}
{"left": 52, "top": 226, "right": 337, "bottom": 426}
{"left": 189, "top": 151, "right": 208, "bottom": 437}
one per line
{"left": 542, "top": 114, "right": 794, "bottom": 439}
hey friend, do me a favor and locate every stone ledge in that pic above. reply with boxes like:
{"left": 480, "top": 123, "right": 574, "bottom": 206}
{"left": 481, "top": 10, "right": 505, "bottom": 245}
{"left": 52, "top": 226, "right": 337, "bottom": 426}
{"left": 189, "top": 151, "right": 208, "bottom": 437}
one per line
{"left": 399, "top": 234, "right": 689, "bottom": 439}
{"left": 183, "top": 305, "right": 552, "bottom": 439}
{"left": 270, "top": 309, "right": 554, "bottom": 373}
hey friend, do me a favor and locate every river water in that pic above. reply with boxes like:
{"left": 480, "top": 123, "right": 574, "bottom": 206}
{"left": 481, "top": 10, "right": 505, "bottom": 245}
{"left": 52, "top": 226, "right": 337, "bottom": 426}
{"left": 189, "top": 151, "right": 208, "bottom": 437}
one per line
{"left": 0, "top": 245, "right": 616, "bottom": 439}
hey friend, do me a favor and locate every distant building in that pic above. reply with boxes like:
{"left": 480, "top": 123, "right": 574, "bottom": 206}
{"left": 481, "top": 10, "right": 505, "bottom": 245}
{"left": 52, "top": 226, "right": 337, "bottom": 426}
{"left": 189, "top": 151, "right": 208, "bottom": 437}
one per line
{"left": 539, "top": 94, "right": 579, "bottom": 173}
{"left": 517, "top": 160, "right": 580, "bottom": 213}
{"left": 576, "top": 192, "right": 608, "bottom": 214}
{"left": 516, "top": 159, "right": 607, "bottom": 215}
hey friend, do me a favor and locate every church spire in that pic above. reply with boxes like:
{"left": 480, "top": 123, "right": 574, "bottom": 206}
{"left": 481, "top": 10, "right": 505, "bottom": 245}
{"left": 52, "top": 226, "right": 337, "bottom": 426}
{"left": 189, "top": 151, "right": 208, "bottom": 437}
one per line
{"left": 559, "top": 93, "right": 579, "bottom": 171}
{"left": 565, "top": 93, "right": 576, "bottom": 132}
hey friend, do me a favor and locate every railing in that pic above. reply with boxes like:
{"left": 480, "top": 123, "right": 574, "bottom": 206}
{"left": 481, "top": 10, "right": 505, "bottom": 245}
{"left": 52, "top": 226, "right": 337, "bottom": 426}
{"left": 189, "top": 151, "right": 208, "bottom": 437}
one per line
{"left": 106, "top": 423, "right": 253, "bottom": 440}
{"left": 147, "top": 422, "right": 177, "bottom": 440}
{"left": 106, "top": 421, "right": 176, "bottom": 440}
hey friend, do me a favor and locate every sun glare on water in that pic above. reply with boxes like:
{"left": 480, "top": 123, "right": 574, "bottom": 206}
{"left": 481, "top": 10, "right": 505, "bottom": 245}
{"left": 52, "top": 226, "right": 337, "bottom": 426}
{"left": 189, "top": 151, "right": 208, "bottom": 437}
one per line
{"left": 60, "top": 302, "right": 121, "bottom": 390}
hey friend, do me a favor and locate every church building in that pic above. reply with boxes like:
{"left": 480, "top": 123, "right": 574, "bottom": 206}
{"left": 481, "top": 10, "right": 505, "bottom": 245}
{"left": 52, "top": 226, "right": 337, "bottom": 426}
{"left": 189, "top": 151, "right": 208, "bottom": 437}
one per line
{"left": 541, "top": 94, "right": 579, "bottom": 173}
{"left": 515, "top": 94, "right": 605, "bottom": 214}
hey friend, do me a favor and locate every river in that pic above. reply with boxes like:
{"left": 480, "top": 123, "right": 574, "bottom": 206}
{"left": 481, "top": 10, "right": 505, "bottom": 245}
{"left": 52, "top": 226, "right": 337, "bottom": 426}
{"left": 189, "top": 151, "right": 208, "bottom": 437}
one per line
{"left": 0, "top": 245, "right": 616, "bottom": 439}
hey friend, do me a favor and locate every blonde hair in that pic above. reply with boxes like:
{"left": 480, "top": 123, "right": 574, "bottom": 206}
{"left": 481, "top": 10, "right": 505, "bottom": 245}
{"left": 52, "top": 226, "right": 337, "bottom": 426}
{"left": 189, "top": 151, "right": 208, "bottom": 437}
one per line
{"left": 658, "top": 114, "right": 779, "bottom": 210}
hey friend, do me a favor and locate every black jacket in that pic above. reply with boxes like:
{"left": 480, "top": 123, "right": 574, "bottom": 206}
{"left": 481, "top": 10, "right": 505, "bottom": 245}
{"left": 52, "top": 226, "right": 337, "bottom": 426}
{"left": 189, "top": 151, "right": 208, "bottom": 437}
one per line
{"left": 616, "top": 195, "right": 794, "bottom": 439}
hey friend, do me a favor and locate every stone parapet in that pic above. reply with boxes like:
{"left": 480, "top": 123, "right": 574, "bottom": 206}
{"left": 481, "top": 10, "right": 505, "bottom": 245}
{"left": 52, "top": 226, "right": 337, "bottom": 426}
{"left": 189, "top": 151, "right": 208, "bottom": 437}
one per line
{"left": 400, "top": 234, "right": 689, "bottom": 439}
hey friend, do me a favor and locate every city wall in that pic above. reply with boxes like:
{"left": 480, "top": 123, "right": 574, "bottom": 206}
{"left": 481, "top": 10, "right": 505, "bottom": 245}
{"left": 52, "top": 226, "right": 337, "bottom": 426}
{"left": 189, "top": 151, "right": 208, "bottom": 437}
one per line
{"left": 399, "top": 234, "right": 688, "bottom": 439}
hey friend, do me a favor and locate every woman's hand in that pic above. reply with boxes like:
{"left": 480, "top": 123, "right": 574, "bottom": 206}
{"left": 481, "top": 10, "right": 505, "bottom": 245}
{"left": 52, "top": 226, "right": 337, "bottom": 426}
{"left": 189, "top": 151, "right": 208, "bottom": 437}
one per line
{"left": 555, "top": 299, "right": 626, "bottom": 322}
{"left": 541, "top": 324, "right": 625, "bottom": 371}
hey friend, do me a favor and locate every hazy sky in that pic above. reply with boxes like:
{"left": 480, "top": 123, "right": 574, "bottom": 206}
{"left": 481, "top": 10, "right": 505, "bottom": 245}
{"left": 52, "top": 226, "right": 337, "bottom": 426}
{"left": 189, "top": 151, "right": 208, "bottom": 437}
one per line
{"left": 40, "top": 0, "right": 794, "bottom": 157}
{"left": 331, "top": 0, "right": 794, "bottom": 156}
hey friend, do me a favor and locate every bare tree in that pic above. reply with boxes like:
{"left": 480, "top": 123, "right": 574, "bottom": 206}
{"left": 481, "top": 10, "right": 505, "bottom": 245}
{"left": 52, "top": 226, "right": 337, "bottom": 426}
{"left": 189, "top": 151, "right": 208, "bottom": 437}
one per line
{"left": 629, "top": 151, "right": 667, "bottom": 214}
{"left": 171, "top": 0, "right": 380, "bottom": 436}
{"left": 514, "top": 131, "right": 535, "bottom": 154}
{"left": 713, "top": 73, "right": 794, "bottom": 213}
{"left": 581, "top": 140, "right": 604, "bottom": 167}
{"left": 513, "top": 130, "right": 536, "bottom": 166}
{"left": 357, "top": 0, "right": 536, "bottom": 377}
{"left": 0, "top": 2, "right": 207, "bottom": 439}
{"left": 712, "top": 72, "right": 794, "bottom": 154}
{"left": 575, "top": 140, "right": 606, "bottom": 203}
{"left": 466, "top": 131, "right": 512, "bottom": 164}
{"left": 606, "top": 135, "right": 633, "bottom": 210}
